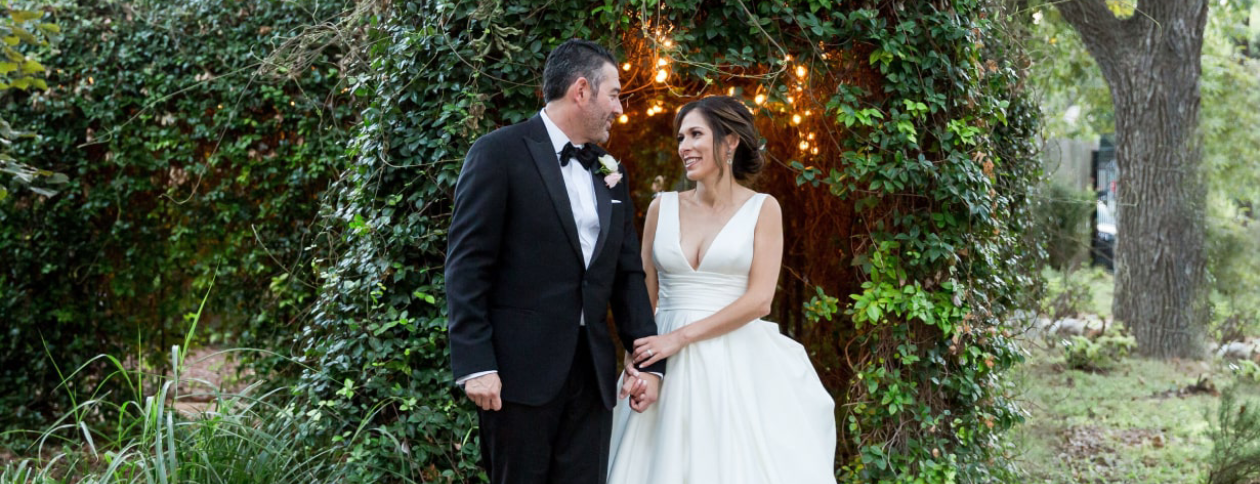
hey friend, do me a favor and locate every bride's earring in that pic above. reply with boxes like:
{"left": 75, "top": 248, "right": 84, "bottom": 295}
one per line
{"left": 726, "top": 151, "right": 734, "bottom": 165}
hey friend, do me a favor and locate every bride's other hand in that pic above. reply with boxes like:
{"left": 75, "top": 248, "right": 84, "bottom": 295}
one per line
{"left": 632, "top": 332, "right": 683, "bottom": 367}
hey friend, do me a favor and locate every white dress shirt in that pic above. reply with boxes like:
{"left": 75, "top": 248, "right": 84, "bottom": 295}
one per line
{"left": 540, "top": 109, "right": 601, "bottom": 270}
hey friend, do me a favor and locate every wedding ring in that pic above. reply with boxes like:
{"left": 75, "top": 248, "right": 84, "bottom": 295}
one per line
{"left": 646, "top": 349, "right": 654, "bottom": 357}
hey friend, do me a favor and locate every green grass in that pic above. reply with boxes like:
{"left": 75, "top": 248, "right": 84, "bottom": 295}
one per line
{"left": 1013, "top": 339, "right": 1260, "bottom": 483}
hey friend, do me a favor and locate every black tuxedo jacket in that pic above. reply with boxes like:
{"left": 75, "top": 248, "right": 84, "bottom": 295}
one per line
{"left": 446, "top": 114, "right": 664, "bottom": 409}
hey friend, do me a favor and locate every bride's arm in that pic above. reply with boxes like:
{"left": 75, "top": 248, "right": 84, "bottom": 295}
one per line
{"left": 632, "top": 196, "right": 783, "bottom": 366}
{"left": 641, "top": 197, "right": 662, "bottom": 311}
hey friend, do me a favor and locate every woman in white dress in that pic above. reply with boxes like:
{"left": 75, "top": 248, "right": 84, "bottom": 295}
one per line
{"left": 608, "top": 96, "right": 836, "bottom": 484}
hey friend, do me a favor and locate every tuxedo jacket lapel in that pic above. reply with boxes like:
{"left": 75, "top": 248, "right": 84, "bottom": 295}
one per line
{"left": 524, "top": 121, "right": 584, "bottom": 263}
{"left": 590, "top": 171, "right": 612, "bottom": 263}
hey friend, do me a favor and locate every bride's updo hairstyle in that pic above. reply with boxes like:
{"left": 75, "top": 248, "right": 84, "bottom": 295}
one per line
{"left": 673, "top": 96, "right": 765, "bottom": 182}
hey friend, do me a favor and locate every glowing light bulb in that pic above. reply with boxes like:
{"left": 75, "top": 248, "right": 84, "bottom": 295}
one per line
{"left": 787, "top": 96, "right": 795, "bottom": 104}
{"left": 655, "top": 69, "right": 668, "bottom": 83}
{"left": 796, "top": 65, "right": 807, "bottom": 78}
{"left": 754, "top": 94, "right": 765, "bottom": 105}
{"left": 658, "top": 58, "right": 668, "bottom": 67}
{"left": 799, "top": 141, "right": 809, "bottom": 150}
{"left": 623, "top": 63, "right": 631, "bottom": 71}
{"left": 792, "top": 114, "right": 802, "bottom": 125}
{"left": 619, "top": 114, "right": 629, "bottom": 124}
{"left": 647, "top": 108, "right": 657, "bottom": 117}
{"left": 728, "top": 87, "right": 735, "bottom": 96}
{"left": 664, "top": 39, "right": 673, "bottom": 47}
{"left": 808, "top": 133, "right": 815, "bottom": 140}
{"left": 784, "top": 54, "right": 792, "bottom": 62}
{"left": 805, "top": 110, "right": 813, "bottom": 116}
{"left": 811, "top": 147, "right": 819, "bottom": 155}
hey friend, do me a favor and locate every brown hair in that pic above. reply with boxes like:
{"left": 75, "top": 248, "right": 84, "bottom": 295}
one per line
{"left": 673, "top": 96, "right": 765, "bottom": 182}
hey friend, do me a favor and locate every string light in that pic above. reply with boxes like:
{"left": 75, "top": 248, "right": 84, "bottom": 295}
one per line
{"left": 808, "top": 133, "right": 816, "bottom": 140}
{"left": 655, "top": 69, "right": 668, "bottom": 83}
{"left": 799, "top": 141, "right": 810, "bottom": 150}
{"left": 664, "top": 39, "right": 673, "bottom": 47}
{"left": 787, "top": 96, "right": 795, "bottom": 104}
{"left": 811, "top": 147, "right": 819, "bottom": 155}
{"left": 728, "top": 87, "right": 735, "bottom": 96}
{"left": 619, "top": 114, "right": 629, "bottom": 124}
{"left": 623, "top": 63, "right": 631, "bottom": 71}
{"left": 754, "top": 94, "right": 766, "bottom": 105}
{"left": 796, "top": 65, "right": 807, "bottom": 78}
{"left": 805, "top": 110, "right": 813, "bottom": 116}
{"left": 657, "top": 58, "right": 668, "bottom": 67}
{"left": 792, "top": 114, "right": 802, "bottom": 125}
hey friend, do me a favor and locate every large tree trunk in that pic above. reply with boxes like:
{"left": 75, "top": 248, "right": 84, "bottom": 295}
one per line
{"left": 1058, "top": 0, "right": 1210, "bottom": 358}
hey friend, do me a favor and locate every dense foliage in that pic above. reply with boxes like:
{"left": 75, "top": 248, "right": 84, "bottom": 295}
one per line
{"left": 0, "top": 0, "right": 355, "bottom": 436}
{"left": 295, "top": 0, "right": 1040, "bottom": 483}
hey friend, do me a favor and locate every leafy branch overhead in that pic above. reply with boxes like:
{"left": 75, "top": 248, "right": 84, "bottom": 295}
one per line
{"left": 0, "top": 3, "right": 60, "bottom": 199}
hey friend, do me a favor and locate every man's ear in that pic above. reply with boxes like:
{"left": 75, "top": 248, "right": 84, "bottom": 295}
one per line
{"left": 570, "top": 77, "right": 590, "bottom": 104}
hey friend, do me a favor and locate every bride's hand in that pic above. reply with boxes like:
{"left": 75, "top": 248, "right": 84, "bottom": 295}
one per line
{"left": 632, "top": 332, "right": 682, "bottom": 367}
{"left": 619, "top": 354, "right": 645, "bottom": 399}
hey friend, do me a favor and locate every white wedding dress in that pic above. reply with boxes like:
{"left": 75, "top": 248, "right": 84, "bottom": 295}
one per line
{"left": 608, "top": 192, "right": 837, "bottom": 484}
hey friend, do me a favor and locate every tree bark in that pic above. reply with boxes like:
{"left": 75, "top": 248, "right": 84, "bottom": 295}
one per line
{"left": 1057, "top": 0, "right": 1210, "bottom": 358}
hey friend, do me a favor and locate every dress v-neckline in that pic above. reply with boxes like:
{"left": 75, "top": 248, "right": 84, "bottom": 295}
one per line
{"left": 676, "top": 192, "right": 758, "bottom": 272}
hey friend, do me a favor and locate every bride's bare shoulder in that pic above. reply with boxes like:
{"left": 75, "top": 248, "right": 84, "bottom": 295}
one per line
{"left": 755, "top": 193, "right": 782, "bottom": 218}
{"left": 647, "top": 193, "right": 663, "bottom": 214}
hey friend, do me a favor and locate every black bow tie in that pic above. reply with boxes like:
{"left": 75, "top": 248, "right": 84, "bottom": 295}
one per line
{"left": 560, "top": 142, "right": 598, "bottom": 171}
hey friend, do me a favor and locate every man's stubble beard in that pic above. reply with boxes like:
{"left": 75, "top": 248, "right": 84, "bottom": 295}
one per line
{"left": 582, "top": 102, "right": 611, "bottom": 145}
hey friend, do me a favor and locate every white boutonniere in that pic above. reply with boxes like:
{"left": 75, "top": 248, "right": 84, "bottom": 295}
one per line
{"left": 598, "top": 154, "right": 622, "bottom": 188}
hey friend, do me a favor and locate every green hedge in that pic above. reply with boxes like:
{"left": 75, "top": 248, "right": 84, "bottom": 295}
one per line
{"left": 0, "top": 0, "right": 354, "bottom": 436}
{"left": 295, "top": 0, "right": 1039, "bottom": 483}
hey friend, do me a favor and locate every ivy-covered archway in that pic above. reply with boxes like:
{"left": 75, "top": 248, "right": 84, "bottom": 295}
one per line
{"left": 296, "top": 1, "right": 1039, "bottom": 482}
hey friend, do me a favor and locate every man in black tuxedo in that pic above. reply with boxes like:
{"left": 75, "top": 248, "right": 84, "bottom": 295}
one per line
{"left": 446, "top": 39, "right": 664, "bottom": 484}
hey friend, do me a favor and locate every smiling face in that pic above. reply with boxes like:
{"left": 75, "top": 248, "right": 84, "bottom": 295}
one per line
{"left": 676, "top": 110, "right": 737, "bottom": 182}
{"left": 579, "top": 62, "right": 623, "bottom": 145}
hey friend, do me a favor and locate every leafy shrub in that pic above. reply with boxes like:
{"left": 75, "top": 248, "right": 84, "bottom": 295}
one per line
{"left": 1030, "top": 181, "right": 1097, "bottom": 271}
{"left": 0, "top": 0, "right": 354, "bottom": 437}
{"left": 1206, "top": 387, "right": 1260, "bottom": 484}
{"left": 1207, "top": 198, "right": 1260, "bottom": 344}
{"left": 1062, "top": 325, "right": 1135, "bottom": 371}
{"left": 1039, "top": 267, "right": 1111, "bottom": 326}
{"left": 1228, "top": 360, "right": 1260, "bottom": 383}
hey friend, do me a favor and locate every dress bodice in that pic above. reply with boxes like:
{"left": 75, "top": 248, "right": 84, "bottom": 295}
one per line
{"left": 652, "top": 191, "right": 768, "bottom": 313}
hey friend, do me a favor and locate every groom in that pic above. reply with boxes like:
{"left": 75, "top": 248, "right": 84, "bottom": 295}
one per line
{"left": 446, "top": 39, "right": 665, "bottom": 484}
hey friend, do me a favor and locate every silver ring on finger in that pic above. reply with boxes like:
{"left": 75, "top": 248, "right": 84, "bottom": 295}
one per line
{"left": 646, "top": 349, "right": 654, "bottom": 357}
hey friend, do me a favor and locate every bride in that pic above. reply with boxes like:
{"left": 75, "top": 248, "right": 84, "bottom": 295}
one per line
{"left": 608, "top": 96, "right": 836, "bottom": 483}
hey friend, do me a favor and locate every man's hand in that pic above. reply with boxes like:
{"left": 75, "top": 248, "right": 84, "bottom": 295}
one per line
{"left": 629, "top": 372, "right": 660, "bottom": 413}
{"left": 464, "top": 373, "right": 503, "bottom": 411}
